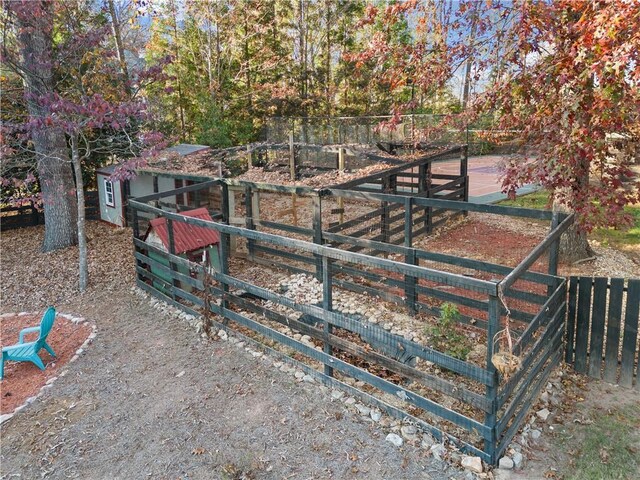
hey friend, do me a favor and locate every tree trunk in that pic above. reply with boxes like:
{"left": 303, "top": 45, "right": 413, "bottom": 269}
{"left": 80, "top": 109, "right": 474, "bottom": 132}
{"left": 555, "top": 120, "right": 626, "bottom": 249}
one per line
{"left": 554, "top": 199, "right": 594, "bottom": 263}
{"left": 15, "top": 2, "right": 78, "bottom": 252}
{"left": 107, "top": 0, "right": 130, "bottom": 90}
{"left": 71, "top": 135, "right": 88, "bottom": 292}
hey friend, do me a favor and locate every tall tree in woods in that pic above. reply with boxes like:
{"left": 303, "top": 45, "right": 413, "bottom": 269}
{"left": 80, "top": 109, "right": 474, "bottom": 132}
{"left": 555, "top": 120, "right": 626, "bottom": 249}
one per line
{"left": 2, "top": 0, "right": 163, "bottom": 291}
{"left": 2, "top": 1, "right": 78, "bottom": 252}
{"left": 354, "top": 0, "right": 640, "bottom": 261}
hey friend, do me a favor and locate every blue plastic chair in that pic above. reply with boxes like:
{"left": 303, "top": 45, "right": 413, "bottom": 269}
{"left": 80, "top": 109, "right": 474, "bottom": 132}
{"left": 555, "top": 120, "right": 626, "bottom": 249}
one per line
{"left": 1, "top": 307, "right": 56, "bottom": 379}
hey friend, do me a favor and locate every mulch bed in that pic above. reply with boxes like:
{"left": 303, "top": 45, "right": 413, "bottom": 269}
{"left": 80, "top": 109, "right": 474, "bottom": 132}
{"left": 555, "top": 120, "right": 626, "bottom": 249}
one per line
{"left": 1, "top": 312, "right": 92, "bottom": 414}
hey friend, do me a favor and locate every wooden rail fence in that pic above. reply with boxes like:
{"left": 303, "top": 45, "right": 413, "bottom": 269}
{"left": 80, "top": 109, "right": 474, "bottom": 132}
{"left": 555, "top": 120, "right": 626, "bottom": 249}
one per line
{"left": 128, "top": 172, "right": 573, "bottom": 465}
{"left": 566, "top": 276, "right": 640, "bottom": 389}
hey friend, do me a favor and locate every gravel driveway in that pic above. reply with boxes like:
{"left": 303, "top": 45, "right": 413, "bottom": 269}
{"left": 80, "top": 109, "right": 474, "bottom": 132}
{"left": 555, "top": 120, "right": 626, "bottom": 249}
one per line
{"left": 0, "top": 224, "right": 468, "bottom": 480}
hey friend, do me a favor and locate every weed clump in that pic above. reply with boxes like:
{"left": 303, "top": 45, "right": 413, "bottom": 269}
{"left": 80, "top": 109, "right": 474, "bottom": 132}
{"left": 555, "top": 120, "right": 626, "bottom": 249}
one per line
{"left": 426, "top": 303, "right": 471, "bottom": 361}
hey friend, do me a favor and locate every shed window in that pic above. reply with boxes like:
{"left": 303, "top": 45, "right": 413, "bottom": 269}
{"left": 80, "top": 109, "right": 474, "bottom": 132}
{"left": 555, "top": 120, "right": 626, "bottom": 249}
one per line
{"left": 104, "top": 179, "right": 115, "bottom": 207}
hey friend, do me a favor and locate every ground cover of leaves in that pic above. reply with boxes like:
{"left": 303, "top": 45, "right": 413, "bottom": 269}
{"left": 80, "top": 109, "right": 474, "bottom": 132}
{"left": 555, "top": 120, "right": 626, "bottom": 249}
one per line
{"left": 0, "top": 222, "right": 469, "bottom": 480}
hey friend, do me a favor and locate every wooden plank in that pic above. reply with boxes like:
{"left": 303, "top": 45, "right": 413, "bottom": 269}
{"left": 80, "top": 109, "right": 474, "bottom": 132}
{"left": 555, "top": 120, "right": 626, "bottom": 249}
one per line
{"left": 331, "top": 147, "right": 462, "bottom": 189}
{"left": 574, "top": 277, "right": 593, "bottom": 374}
{"left": 255, "top": 219, "right": 314, "bottom": 237}
{"left": 587, "top": 277, "right": 608, "bottom": 379}
{"left": 253, "top": 244, "right": 316, "bottom": 265}
{"left": 566, "top": 277, "right": 578, "bottom": 364}
{"left": 603, "top": 278, "right": 625, "bottom": 383}
{"left": 133, "top": 179, "right": 219, "bottom": 203}
{"left": 135, "top": 266, "right": 205, "bottom": 308}
{"left": 197, "top": 304, "right": 491, "bottom": 462}
{"left": 619, "top": 279, "right": 640, "bottom": 387}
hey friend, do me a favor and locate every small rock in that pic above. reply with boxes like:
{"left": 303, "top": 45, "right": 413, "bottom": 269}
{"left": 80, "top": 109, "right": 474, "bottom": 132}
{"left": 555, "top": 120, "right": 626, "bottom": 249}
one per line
{"left": 0, "top": 413, "right": 14, "bottom": 424}
{"left": 385, "top": 433, "right": 404, "bottom": 447}
{"left": 331, "top": 390, "right": 345, "bottom": 401}
{"left": 430, "top": 443, "right": 446, "bottom": 460}
{"left": 344, "top": 397, "right": 356, "bottom": 406}
{"left": 250, "top": 351, "right": 262, "bottom": 358}
{"left": 530, "top": 429, "right": 542, "bottom": 440}
{"left": 273, "top": 361, "right": 284, "bottom": 368}
{"left": 355, "top": 404, "right": 371, "bottom": 416}
{"left": 175, "top": 371, "right": 185, "bottom": 378}
{"left": 536, "top": 408, "right": 551, "bottom": 421}
{"left": 540, "top": 391, "right": 550, "bottom": 403}
{"left": 75, "top": 348, "right": 84, "bottom": 356}
{"left": 302, "top": 375, "right": 314, "bottom": 383}
{"left": 370, "top": 409, "right": 382, "bottom": 422}
{"left": 498, "top": 456, "right": 514, "bottom": 470}
{"left": 45, "top": 377, "right": 57, "bottom": 385}
{"left": 461, "top": 456, "right": 483, "bottom": 474}
{"left": 421, "top": 434, "right": 436, "bottom": 449}
{"left": 294, "top": 371, "right": 305, "bottom": 379}
{"left": 217, "top": 329, "right": 228, "bottom": 340}
{"left": 512, "top": 451, "right": 524, "bottom": 469}
{"left": 400, "top": 425, "right": 419, "bottom": 441}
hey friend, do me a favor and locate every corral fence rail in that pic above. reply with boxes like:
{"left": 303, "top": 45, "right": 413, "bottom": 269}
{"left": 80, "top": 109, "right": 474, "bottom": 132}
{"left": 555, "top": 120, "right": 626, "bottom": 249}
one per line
{"left": 128, "top": 169, "right": 572, "bottom": 465}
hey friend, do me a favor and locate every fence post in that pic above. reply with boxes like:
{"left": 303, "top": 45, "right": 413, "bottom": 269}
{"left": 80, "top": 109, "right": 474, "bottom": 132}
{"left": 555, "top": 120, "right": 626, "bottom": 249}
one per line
{"left": 289, "top": 132, "right": 296, "bottom": 181}
{"left": 166, "top": 218, "right": 179, "bottom": 301}
{"left": 380, "top": 175, "right": 397, "bottom": 246}
{"left": 547, "top": 212, "right": 561, "bottom": 280}
{"left": 404, "top": 197, "right": 417, "bottom": 314}
{"left": 245, "top": 185, "right": 255, "bottom": 260}
{"left": 30, "top": 202, "right": 39, "bottom": 226}
{"left": 418, "top": 162, "right": 433, "bottom": 234}
{"left": 461, "top": 145, "right": 469, "bottom": 209}
{"left": 313, "top": 193, "right": 323, "bottom": 281}
{"left": 322, "top": 256, "right": 334, "bottom": 377}
{"left": 484, "top": 294, "right": 500, "bottom": 463}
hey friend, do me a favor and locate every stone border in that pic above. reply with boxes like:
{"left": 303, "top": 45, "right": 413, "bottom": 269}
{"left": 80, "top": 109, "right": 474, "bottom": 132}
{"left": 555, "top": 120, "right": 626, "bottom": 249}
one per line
{"left": 133, "top": 286, "right": 492, "bottom": 477}
{"left": 0, "top": 312, "right": 97, "bottom": 425}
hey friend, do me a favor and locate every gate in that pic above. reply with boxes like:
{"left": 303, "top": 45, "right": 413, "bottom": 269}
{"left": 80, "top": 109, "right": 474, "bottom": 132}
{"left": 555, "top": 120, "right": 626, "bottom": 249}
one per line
{"left": 566, "top": 276, "right": 640, "bottom": 389}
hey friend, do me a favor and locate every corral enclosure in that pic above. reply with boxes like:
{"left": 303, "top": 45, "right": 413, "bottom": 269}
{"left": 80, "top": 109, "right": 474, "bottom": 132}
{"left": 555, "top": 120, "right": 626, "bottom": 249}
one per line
{"left": 128, "top": 146, "right": 572, "bottom": 465}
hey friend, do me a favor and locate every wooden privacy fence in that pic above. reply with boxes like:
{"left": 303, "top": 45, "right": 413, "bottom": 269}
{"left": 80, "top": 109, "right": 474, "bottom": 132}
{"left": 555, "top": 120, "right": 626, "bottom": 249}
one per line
{"left": 566, "top": 276, "right": 640, "bottom": 389}
{"left": 128, "top": 176, "right": 573, "bottom": 465}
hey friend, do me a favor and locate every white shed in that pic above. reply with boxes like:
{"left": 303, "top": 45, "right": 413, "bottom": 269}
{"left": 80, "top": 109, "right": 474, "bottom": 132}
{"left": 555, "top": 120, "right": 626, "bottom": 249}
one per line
{"left": 96, "top": 144, "right": 216, "bottom": 227}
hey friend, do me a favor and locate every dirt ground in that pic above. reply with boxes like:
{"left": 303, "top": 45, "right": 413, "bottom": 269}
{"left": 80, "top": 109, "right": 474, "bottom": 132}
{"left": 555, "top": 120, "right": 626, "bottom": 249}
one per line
{"left": 0, "top": 223, "right": 469, "bottom": 480}
{"left": 515, "top": 374, "right": 640, "bottom": 480}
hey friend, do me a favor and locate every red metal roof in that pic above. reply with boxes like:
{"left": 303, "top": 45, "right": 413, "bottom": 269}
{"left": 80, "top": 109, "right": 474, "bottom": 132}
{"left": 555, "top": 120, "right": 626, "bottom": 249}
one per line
{"left": 147, "top": 208, "right": 220, "bottom": 254}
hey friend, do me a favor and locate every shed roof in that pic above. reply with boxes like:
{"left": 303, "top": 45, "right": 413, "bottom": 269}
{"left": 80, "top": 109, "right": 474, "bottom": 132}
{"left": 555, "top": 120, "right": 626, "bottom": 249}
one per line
{"left": 165, "top": 144, "right": 211, "bottom": 156}
{"left": 147, "top": 208, "right": 220, "bottom": 255}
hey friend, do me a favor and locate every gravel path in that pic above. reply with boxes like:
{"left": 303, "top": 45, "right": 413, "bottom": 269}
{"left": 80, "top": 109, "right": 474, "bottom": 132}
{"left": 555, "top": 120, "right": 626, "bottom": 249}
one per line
{"left": 0, "top": 225, "right": 468, "bottom": 480}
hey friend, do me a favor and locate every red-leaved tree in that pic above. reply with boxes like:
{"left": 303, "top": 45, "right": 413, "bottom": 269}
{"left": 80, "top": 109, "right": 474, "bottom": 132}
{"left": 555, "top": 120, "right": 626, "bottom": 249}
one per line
{"left": 2, "top": 0, "right": 167, "bottom": 291}
{"left": 353, "top": 0, "right": 640, "bottom": 261}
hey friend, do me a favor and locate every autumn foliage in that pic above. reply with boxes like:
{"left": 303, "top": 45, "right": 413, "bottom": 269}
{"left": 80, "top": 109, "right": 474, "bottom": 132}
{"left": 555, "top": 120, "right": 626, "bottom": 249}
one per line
{"left": 354, "top": 0, "right": 640, "bottom": 230}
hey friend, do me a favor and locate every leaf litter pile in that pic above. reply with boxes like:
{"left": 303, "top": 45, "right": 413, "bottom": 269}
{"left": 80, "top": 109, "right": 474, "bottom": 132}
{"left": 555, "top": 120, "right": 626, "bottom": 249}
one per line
{"left": 1, "top": 223, "right": 135, "bottom": 308}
